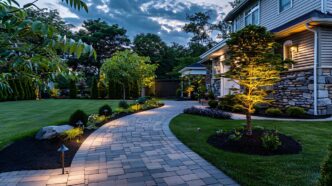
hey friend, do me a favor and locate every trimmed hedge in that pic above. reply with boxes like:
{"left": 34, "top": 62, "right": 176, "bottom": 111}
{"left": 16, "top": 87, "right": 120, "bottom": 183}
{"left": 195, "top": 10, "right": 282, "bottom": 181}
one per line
{"left": 208, "top": 100, "right": 218, "bottom": 109}
{"left": 286, "top": 106, "right": 306, "bottom": 117}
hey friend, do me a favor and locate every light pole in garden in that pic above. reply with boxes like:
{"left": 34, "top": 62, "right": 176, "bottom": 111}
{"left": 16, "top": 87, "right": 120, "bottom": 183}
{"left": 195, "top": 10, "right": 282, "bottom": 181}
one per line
{"left": 57, "top": 144, "right": 69, "bottom": 174}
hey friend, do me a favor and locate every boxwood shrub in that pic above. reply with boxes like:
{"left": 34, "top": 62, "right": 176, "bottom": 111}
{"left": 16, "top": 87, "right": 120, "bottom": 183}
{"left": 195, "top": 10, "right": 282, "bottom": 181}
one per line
{"left": 98, "top": 104, "right": 112, "bottom": 116}
{"left": 286, "top": 106, "right": 306, "bottom": 117}
{"left": 183, "top": 107, "right": 232, "bottom": 119}
{"left": 69, "top": 110, "right": 88, "bottom": 127}
{"left": 265, "top": 108, "right": 283, "bottom": 116}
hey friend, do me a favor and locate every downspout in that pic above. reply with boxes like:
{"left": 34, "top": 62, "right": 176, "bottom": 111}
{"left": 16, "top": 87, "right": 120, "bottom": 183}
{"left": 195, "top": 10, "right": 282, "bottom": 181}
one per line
{"left": 321, "top": 0, "right": 326, "bottom": 14}
{"left": 306, "top": 22, "right": 318, "bottom": 115}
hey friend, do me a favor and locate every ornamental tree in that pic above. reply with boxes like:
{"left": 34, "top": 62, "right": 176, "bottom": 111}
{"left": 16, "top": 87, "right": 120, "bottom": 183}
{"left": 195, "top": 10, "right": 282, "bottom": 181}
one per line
{"left": 101, "top": 50, "right": 157, "bottom": 100}
{"left": 225, "top": 25, "right": 291, "bottom": 135}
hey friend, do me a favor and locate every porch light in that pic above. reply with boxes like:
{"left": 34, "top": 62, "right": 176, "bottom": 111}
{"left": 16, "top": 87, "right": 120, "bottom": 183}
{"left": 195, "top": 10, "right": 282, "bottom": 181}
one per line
{"left": 290, "top": 45, "right": 298, "bottom": 53}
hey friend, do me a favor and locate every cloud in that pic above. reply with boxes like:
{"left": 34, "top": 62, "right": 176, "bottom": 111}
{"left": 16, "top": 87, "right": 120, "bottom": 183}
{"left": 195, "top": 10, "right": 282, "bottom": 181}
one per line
{"left": 18, "top": 0, "right": 232, "bottom": 45}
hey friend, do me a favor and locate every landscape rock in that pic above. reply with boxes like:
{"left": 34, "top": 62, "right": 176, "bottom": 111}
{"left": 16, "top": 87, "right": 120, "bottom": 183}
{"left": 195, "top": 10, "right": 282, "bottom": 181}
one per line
{"left": 35, "top": 125, "right": 73, "bottom": 140}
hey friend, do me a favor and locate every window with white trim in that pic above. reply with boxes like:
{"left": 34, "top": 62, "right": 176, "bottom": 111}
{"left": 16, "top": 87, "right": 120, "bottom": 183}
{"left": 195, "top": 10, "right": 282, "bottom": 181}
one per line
{"left": 245, "top": 3, "right": 259, "bottom": 26}
{"left": 279, "top": 0, "right": 292, "bottom": 13}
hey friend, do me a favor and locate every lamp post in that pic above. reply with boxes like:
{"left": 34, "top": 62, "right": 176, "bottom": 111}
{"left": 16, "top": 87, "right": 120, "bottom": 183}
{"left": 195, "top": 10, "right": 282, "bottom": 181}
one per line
{"left": 57, "top": 144, "right": 69, "bottom": 174}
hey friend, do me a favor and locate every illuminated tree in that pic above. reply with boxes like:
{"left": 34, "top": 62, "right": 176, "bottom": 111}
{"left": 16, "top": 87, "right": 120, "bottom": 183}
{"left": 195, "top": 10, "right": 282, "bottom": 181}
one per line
{"left": 101, "top": 50, "right": 157, "bottom": 100}
{"left": 225, "top": 25, "right": 291, "bottom": 135}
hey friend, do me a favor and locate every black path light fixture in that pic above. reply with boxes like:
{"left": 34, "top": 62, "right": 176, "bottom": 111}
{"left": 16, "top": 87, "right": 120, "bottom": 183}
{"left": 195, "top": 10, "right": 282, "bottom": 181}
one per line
{"left": 57, "top": 144, "right": 69, "bottom": 174}
{"left": 103, "top": 108, "right": 109, "bottom": 116}
{"left": 76, "top": 120, "right": 84, "bottom": 129}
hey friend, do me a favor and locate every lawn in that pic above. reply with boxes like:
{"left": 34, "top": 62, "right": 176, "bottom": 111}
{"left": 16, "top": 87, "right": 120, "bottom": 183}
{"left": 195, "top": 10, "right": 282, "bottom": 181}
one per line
{"left": 0, "top": 99, "right": 124, "bottom": 150}
{"left": 170, "top": 114, "right": 332, "bottom": 186}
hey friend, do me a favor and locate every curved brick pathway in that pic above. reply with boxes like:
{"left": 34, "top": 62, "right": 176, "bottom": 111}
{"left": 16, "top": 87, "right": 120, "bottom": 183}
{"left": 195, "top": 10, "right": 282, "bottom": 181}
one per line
{"left": 0, "top": 101, "right": 237, "bottom": 186}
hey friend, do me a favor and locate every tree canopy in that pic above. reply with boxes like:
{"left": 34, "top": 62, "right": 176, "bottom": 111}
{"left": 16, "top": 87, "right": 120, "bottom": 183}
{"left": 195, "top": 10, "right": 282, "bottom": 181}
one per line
{"left": 225, "top": 25, "right": 290, "bottom": 135}
{"left": 0, "top": 0, "right": 95, "bottom": 99}
{"left": 101, "top": 50, "right": 157, "bottom": 99}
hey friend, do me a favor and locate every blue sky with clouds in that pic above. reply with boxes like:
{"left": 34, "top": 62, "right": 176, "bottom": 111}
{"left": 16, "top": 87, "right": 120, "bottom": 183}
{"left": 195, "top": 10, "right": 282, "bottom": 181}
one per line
{"left": 21, "top": 0, "right": 232, "bottom": 45}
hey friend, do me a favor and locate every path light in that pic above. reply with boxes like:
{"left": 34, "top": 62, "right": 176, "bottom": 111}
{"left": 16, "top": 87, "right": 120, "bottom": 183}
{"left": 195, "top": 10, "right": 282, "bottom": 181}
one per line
{"left": 76, "top": 120, "right": 84, "bottom": 129}
{"left": 103, "top": 109, "right": 108, "bottom": 116}
{"left": 57, "top": 144, "right": 69, "bottom": 174}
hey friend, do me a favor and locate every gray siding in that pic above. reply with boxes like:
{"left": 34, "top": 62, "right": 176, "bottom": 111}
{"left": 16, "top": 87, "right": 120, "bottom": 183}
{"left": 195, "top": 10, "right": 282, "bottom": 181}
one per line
{"left": 261, "top": 0, "right": 321, "bottom": 31}
{"left": 319, "top": 27, "right": 332, "bottom": 67}
{"left": 326, "top": 0, "right": 332, "bottom": 13}
{"left": 280, "top": 31, "right": 314, "bottom": 69}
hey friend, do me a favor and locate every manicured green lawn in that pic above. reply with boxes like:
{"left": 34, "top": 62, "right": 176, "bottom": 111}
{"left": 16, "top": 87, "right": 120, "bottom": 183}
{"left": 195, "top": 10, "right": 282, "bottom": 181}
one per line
{"left": 0, "top": 99, "right": 123, "bottom": 149}
{"left": 170, "top": 114, "right": 332, "bottom": 186}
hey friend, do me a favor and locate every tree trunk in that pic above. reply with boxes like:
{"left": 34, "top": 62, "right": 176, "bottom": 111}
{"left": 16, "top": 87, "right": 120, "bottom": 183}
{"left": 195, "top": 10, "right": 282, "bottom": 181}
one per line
{"left": 246, "top": 112, "right": 253, "bottom": 136}
{"left": 122, "top": 84, "right": 126, "bottom": 100}
{"left": 141, "top": 87, "right": 145, "bottom": 97}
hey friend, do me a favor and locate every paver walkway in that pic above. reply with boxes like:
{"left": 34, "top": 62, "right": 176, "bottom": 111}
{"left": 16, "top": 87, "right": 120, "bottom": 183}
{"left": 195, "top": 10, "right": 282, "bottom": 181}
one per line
{"left": 0, "top": 101, "right": 237, "bottom": 186}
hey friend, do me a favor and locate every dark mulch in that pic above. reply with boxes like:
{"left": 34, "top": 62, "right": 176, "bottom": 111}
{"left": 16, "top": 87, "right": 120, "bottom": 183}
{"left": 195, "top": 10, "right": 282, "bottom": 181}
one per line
{"left": 0, "top": 106, "right": 162, "bottom": 173}
{"left": 207, "top": 129, "right": 302, "bottom": 156}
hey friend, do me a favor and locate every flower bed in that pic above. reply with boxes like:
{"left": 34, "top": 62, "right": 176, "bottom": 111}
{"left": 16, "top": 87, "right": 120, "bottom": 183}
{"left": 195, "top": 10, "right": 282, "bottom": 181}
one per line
{"left": 0, "top": 100, "right": 163, "bottom": 173}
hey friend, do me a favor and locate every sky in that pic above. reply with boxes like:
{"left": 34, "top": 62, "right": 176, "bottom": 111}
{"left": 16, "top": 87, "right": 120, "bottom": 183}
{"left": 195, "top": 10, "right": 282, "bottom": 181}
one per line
{"left": 21, "top": 0, "right": 233, "bottom": 45}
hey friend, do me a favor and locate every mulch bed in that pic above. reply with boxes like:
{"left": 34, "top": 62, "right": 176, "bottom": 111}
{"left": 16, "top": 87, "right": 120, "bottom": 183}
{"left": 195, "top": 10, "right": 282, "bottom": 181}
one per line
{"left": 207, "top": 129, "right": 302, "bottom": 156}
{"left": 0, "top": 106, "right": 161, "bottom": 173}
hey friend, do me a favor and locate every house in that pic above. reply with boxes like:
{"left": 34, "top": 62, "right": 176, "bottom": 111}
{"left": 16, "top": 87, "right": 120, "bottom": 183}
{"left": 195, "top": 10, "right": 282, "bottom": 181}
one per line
{"left": 199, "top": 0, "right": 332, "bottom": 115}
{"left": 179, "top": 62, "right": 207, "bottom": 98}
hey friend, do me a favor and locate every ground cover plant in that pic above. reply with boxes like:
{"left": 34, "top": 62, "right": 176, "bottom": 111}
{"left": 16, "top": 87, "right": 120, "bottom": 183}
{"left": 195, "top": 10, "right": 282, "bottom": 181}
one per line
{"left": 170, "top": 114, "right": 332, "bottom": 186}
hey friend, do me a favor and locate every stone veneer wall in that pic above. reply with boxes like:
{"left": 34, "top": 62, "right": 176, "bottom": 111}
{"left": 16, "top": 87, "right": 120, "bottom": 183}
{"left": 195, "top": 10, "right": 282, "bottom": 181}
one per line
{"left": 273, "top": 68, "right": 332, "bottom": 115}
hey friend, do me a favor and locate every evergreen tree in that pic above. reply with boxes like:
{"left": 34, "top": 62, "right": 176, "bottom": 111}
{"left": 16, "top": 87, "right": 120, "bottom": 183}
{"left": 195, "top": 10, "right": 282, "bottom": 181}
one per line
{"left": 90, "top": 77, "right": 98, "bottom": 99}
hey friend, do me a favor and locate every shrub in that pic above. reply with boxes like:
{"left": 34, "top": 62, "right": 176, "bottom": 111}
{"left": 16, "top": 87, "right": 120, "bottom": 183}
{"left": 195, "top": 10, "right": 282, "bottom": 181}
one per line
{"left": 265, "top": 108, "right": 283, "bottom": 116}
{"left": 261, "top": 131, "right": 281, "bottom": 151}
{"left": 320, "top": 144, "right": 332, "bottom": 186}
{"left": 90, "top": 77, "right": 98, "bottom": 99}
{"left": 98, "top": 104, "right": 112, "bottom": 116}
{"left": 183, "top": 107, "right": 232, "bottom": 119}
{"left": 69, "top": 80, "right": 77, "bottom": 99}
{"left": 207, "top": 91, "right": 215, "bottom": 100}
{"left": 130, "top": 104, "right": 141, "bottom": 112}
{"left": 69, "top": 110, "right": 88, "bottom": 127}
{"left": 208, "top": 100, "right": 218, "bottom": 109}
{"left": 119, "top": 100, "right": 129, "bottom": 109}
{"left": 61, "top": 128, "right": 83, "bottom": 141}
{"left": 144, "top": 98, "right": 160, "bottom": 108}
{"left": 218, "top": 95, "right": 237, "bottom": 111}
{"left": 286, "top": 106, "right": 306, "bottom": 117}
{"left": 137, "top": 96, "right": 151, "bottom": 104}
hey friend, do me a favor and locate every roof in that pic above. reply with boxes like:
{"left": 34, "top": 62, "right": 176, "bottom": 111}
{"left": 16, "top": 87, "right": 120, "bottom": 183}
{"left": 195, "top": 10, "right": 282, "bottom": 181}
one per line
{"left": 187, "top": 63, "right": 205, "bottom": 68}
{"left": 199, "top": 39, "right": 228, "bottom": 60}
{"left": 224, "top": 0, "right": 253, "bottom": 22}
{"left": 179, "top": 63, "right": 206, "bottom": 74}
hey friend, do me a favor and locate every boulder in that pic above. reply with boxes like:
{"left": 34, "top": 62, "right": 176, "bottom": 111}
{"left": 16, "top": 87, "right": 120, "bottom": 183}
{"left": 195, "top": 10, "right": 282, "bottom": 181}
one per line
{"left": 35, "top": 125, "right": 73, "bottom": 140}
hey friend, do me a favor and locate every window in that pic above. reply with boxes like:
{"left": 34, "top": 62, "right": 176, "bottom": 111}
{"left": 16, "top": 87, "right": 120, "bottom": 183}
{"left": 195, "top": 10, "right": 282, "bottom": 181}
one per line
{"left": 279, "top": 0, "right": 292, "bottom": 12}
{"left": 283, "top": 40, "right": 297, "bottom": 69}
{"left": 233, "top": 16, "right": 242, "bottom": 32}
{"left": 245, "top": 3, "right": 259, "bottom": 26}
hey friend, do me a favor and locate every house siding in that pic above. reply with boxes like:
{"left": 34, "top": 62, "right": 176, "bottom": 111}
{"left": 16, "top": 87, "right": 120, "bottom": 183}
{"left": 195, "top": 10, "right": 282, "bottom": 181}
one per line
{"left": 319, "top": 27, "right": 332, "bottom": 67}
{"left": 261, "top": 0, "right": 321, "bottom": 30}
{"left": 280, "top": 30, "right": 315, "bottom": 69}
{"left": 326, "top": 0, "right": 332, "bottom": 13}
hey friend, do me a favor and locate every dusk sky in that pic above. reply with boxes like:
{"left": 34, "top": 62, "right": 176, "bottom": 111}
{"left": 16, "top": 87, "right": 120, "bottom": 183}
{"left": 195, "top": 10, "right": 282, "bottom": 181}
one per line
{"left": 21, "top": 0, "right": 233, "bottom": 44}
